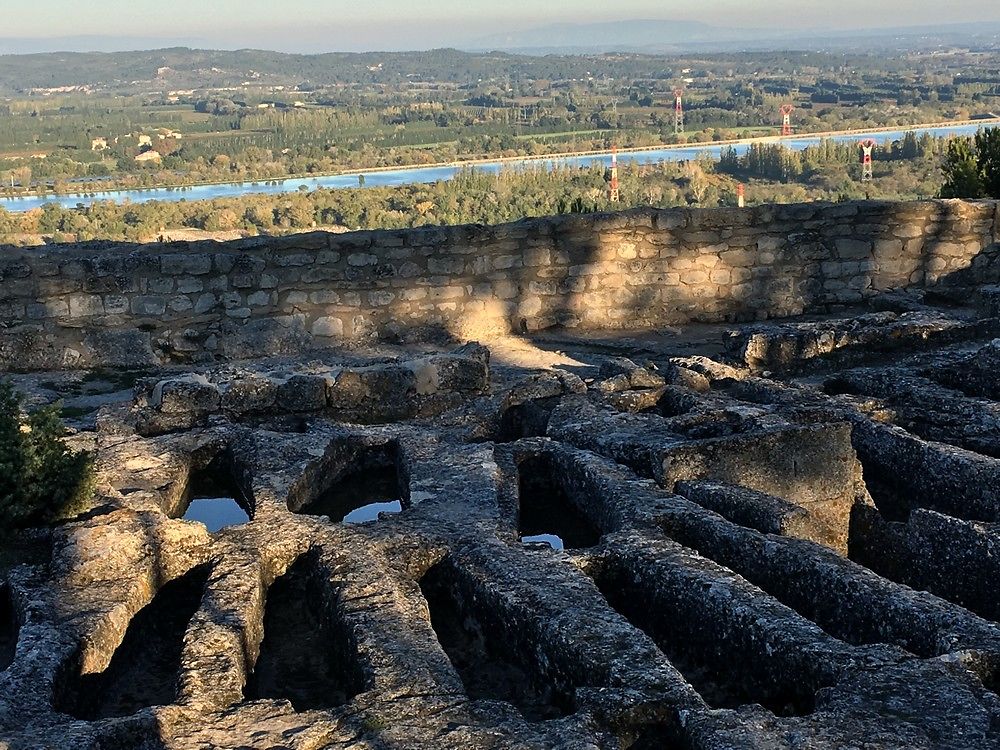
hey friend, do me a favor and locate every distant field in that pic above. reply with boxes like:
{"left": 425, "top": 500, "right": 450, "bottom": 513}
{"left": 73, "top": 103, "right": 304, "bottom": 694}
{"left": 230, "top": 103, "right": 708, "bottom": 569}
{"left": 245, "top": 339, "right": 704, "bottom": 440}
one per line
{"left": 0, "top": 45, "right": 996, "bottom": 201}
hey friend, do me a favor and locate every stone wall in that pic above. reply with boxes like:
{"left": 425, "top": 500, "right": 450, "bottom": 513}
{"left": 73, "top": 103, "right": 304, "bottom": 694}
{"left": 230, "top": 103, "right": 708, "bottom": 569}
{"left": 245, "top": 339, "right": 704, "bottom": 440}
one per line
{"left": 1, "top": 199, "right": 998, "bottom": 370}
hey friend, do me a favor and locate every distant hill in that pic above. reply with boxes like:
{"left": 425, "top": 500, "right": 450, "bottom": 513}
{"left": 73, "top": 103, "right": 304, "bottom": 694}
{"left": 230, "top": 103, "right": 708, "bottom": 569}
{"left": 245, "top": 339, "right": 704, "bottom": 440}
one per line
{"left": 471, "top": 19, "right": 1000, "bottom": 54}
{"left": 472, "top": 20, "right": 736, "bottom": 53}
{"left": 2, "top": 19, "right": 999, "bottom": 59}
{"left": 0, "top": 20, "right": 999, "bottom": 94}
{"left": 0, "top": 48, "right": 592, "bottom": 93}
{"left": 0, "top": 35, "right": 208, "bottom": 55}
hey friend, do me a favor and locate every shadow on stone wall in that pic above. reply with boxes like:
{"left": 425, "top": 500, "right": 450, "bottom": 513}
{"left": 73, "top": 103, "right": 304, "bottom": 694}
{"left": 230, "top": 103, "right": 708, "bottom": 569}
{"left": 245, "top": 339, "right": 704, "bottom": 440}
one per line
{"left": 593, "top": 200, "right": 1000, "bottom": 330}
{"left": 0, "top": 199, "right": 997, "bottom": 370}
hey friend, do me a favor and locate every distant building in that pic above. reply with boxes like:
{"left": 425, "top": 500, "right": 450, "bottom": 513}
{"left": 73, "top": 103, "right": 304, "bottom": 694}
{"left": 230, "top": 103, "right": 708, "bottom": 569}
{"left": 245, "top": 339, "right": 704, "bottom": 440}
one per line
{"left": 137, "top": 134, "right": 153, "bottom": 148}
{"left": 134, "top": 151, "right": 162, "bottom": 164}
{"left": 90, "top": 137, "right": 108, "bottom": 152}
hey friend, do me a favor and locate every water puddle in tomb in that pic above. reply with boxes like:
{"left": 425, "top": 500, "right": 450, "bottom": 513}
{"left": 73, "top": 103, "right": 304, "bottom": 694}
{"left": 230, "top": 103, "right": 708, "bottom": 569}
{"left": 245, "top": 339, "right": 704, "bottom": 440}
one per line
{"left": 300, "top": 447, "right": 406, "bottom": 524}
{"left": 343, "top": 499, "right": 403, "bottom": 524}
{"left": 180, "top": 452, "right": 252, "bottom": 532}
{"left": 517, "top": 455, "right": 601, "bottom": 550}
{"left": 182, "top": 497, "right": 250, "bottom": 532}
{"left": 521, "top": 533, "right": 565, "bottom": 550}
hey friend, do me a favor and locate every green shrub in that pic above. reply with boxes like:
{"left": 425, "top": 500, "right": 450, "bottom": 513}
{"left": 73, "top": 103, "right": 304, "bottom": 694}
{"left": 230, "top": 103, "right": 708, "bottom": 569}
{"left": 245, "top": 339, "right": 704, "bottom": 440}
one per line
{"left": 940, "top": 128, "right": 1000, "bottom": 199}
{"left": 0, "top": 381, "right": 95, "bottom": 526}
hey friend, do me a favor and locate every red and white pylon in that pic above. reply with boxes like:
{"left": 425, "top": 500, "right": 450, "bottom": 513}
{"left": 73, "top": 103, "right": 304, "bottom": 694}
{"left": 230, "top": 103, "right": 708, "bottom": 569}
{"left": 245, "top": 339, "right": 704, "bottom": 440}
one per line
{"left": 859, "top": 139, "right": 876, "bottom": 182}
{"left": 780, "top": 104, "right": 794, "bottom": 137}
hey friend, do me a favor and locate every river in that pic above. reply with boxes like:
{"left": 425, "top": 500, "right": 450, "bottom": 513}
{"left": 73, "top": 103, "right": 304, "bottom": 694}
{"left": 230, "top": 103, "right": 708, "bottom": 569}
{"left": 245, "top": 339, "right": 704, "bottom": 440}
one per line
{"left": 2, "top": 120, "right": 996, "bottom": 213}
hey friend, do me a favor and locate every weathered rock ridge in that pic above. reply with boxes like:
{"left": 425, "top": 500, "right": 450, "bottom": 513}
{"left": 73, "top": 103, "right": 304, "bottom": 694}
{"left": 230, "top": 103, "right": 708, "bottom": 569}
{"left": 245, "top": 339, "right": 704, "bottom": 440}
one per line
{"left": 3, "top": 202, "right": 1000, "bottom": 748}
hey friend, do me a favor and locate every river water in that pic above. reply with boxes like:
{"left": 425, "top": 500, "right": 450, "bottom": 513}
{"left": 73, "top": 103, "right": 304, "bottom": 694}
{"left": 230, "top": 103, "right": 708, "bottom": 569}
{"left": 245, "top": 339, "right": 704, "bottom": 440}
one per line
{"left": 2, "top": 121, "right": 995, "bottom": 213}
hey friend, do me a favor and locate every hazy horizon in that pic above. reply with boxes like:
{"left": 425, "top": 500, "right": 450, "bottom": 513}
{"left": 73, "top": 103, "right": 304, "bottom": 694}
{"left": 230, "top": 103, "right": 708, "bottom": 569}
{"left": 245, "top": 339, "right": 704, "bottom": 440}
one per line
{"left": 3, "top": 0, "right": 1000, "bottom": 54}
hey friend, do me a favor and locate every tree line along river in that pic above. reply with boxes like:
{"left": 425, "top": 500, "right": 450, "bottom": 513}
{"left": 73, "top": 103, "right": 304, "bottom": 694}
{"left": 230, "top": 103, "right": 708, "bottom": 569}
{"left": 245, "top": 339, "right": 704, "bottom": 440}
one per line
{"left": 1, "top": 120, "right": 996, "bottom": 213}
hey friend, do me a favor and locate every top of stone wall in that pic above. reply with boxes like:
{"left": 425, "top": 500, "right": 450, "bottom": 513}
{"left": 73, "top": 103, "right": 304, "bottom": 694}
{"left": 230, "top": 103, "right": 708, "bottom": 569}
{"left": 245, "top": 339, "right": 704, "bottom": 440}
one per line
{"left": 2, "top": 198, "right": 996, "bottom": 262}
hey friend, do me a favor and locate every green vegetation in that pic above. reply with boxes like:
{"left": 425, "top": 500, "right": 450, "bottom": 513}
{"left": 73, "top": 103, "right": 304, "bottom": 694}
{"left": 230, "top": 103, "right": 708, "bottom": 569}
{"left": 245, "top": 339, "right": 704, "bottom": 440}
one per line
{"left": 361, "top": 716, "right": 389, "bottom": 732}
{"left": 0, "top": 132, "right": 962, "bottom": 245}
{"left": 0, "top": 382, "right": 95, "bottom": 527}
{"left": 941, "top": 139, "right": 985, "bottom": 198}
{"left": 941, "top": 128, "right": 1000, "bottom": 198}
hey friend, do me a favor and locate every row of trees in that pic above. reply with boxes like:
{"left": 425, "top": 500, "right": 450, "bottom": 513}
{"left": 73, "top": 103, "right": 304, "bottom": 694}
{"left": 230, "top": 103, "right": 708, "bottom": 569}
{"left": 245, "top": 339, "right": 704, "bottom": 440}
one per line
{"left": 717, "top": 132, "right": 941, "bottom": 183}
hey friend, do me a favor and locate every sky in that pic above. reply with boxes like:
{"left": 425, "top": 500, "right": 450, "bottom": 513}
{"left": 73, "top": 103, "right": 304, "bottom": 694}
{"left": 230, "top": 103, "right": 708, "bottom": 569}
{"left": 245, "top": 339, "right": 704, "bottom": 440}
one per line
{"left": 3, "top": 0, "right": 1000, "bottom": 52}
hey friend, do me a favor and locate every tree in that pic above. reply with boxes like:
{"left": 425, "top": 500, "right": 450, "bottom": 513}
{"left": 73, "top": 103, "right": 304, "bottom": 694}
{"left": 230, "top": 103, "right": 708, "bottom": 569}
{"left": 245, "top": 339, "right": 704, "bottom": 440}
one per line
{"left": 940, "top": 128, "right": 1000, "bottom": 199}
{"left": 975, "top": 127, "right": 1000, "bottom": 199}
{"left": 718, "top": 146, "right": 740, "bottom": 175}
{"left": 0, "top": 382, "right": 95, "bottom": 527}
{"left": 900, "top": 131, "right": 919, "bottom": 159}
{"left": 0, "top": 384, "right": 24, "bottom": 518}
{"left": 940, "top": 138, "right": 984, "bottom": 198}
{"left": 11, "top": 166, "right": 31, "bottom": 189}
{"left": 203, "top": 208, "right": 241, "bottom": 231}
{"left": 686, "top": 162, "right": 710, "bottom": 205}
